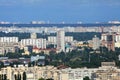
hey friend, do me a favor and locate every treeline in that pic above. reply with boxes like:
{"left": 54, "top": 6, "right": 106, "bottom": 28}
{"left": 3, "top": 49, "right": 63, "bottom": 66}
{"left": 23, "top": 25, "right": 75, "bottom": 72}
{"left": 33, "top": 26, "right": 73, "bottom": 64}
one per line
{"left": 0, "top": 32, "right": 30, "bottom": 40}
{"left": 0, "top": 32, "right": 101, "bottom": 41}
{"left": 65, "top": 32, "right": 101, "bottom": 41}
{"left": 0, "top": 47, "right": 120, "bottom": 68}
{"left": 46, "top": 47, "right": 120, "bottom": 68}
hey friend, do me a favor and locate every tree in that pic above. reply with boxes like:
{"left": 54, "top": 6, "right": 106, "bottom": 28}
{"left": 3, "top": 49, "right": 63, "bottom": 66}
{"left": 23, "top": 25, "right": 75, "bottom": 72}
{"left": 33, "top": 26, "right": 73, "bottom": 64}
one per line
{"left": 83, "top": 76, "right": 90, "bottom": 80}
{"left": 0, "top": 62, "right": 4, "bottom": 68}
{"left": 38, "top": 78, "right": 45, "bottom": 80}
{"left": 4, "top": 74, "right": 7, "bottom": 80}
{"left": 14, "top": 74, "right": 17, "bottom": 80}
{"left": 46, "top": 78, "right": 54, "bottom": 80}
{"left": 23, "top": 72, "right": 26, "bottom": 80}
{"left": 0, "top": 75, "right": 2, "bottom": 80}
{"left": 38, "top": 78, "right": 53, "bottom": 80}
{"left": 18, "top": 74, "right": 21, "bottom": 80}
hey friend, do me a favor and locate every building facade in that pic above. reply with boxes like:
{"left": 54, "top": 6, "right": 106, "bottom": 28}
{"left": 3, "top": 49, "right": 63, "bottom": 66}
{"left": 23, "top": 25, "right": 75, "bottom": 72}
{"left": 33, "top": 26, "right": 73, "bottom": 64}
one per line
{"left": 57, "top": 30, "right": 65, "bottom": 52}
{"left": 20, "top": 38, "right": 46, "bottom": 49}
{"left": 0, "top": 62, "right": 120, "bottom": 80}
{"left": 92, "top": 35, "right": 100, "bottom": 50}
{"left": 0, "top": 37, "right": 18, "bottom": 43}
{"left": 0, "top": 42, "right": 19, "bottom": 55}
{"left": 101, "top": 33, "right": 115, "bottom": 51}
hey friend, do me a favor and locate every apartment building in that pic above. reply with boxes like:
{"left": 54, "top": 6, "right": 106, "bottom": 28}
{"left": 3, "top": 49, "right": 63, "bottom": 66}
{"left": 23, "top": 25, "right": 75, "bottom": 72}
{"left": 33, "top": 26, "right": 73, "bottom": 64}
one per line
{"left": 0, "top": 62, "right": 119, "bottom": 80}
{"left": 20, "top": 38, "right": 46, "bottom": 49}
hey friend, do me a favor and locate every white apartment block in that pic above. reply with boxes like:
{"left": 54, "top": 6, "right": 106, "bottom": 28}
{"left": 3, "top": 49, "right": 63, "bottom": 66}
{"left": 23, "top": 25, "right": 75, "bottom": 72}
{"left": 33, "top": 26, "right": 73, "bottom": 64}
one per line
{"left": 57, "top": 30, "right": 65, "bottom": 52}
{"left": 20, "top": 38, "right": 46, "bottom": 49}
{"left": 65, "top": 36, "right": 73, "bottom": 42}
{"left": 92, "top": 35, "right": 100, "bottom": 50}
{"left": 48, "top": 36, "right": 57, "bottom": 44}
{"left": 48, "top": 36, "right": 73, "bottom": 44}
{"left": 115, "top": 34, "right": 120, "bottom": 42}
{"left": 101, "top": 34, "right": 107, "bottom": 41}
{"left": 0, "top": 37, "right": 18, "bottom": 43}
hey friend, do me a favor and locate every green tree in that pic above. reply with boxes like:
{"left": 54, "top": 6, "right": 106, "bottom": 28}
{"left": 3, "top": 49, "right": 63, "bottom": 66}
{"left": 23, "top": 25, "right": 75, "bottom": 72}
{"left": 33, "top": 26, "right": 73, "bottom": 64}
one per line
{"left": 18, "top": 74, "right": 21, "bottom": 80}
{"left": 0, "top": 62, "right": 4, "bottom": 68}
{"left": 83, "top": 76, "right": 90, "bottom": 80}
{"left": 4, "top": 74, "right": 7, "bottom": 80}
{"left": 14, "top": 74, "right": 17, "bottom": 80}
{"left": 23, "top": 72, "right": 26, "bottom": 80}
{"left": 38, "top": 78, "right": 45, "bottom": 80}
{"left": 0, "top": 75, "right": 2, "bottom": 80}
{"left": 46, "top": 78, "right": 54, "bottom": 80}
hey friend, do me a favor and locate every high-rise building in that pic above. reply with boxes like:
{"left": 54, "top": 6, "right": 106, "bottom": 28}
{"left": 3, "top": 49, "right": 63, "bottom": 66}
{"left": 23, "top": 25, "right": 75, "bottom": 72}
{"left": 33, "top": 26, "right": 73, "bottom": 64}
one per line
{"left": 101, "top": 33, "right": 115, "bottom": 51}
{"left": 57, "top": 30, "right": 65, "bottom": 52}
{"left": 92, "top": 35, "right": 100, "bottom": 50}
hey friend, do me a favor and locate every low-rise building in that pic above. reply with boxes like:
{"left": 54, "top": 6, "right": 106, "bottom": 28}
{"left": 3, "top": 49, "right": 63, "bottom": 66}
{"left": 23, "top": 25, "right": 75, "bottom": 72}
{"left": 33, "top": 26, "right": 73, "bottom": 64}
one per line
{"left": 33, "top": 47, "right": 56, "bottom": 54}
{"left": 0, "top": 62, "right": 119, "bottom": 80}
{"left": 0, "top": 66, "right": 60, "bottom": 80}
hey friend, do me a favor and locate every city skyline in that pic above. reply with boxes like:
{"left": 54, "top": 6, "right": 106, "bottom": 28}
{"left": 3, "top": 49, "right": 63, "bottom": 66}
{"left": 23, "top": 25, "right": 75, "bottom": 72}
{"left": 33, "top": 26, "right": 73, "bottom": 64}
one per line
{"left": 0, "top": 0, "right": 120, "bottom": 23}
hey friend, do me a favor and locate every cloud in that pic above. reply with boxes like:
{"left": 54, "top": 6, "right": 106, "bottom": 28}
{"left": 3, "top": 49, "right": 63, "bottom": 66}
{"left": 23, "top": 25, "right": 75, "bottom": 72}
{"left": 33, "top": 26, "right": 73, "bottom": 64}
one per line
{"left": 86, "top": 0, "right": 120, "bottom": 5}
{"left": 65, "top": 0, "right": 120, "bottom": 6}
{"left": 22, "top": 0, "right": 44, "bottom": 4}
{"left": 0, "top": 0, "right": 17, "bottom": 6}
{"left": 0, "top": 0, "right": 120, "bottom": 7}
{"left": 0, "top": 0, "right": 44, "bottom": 6}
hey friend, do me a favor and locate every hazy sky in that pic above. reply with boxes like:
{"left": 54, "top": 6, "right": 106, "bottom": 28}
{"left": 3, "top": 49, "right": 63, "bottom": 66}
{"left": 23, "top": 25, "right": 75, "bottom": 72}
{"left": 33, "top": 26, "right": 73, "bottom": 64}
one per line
{"left": 0, "top": 0, "right": 120, "bottom": 23}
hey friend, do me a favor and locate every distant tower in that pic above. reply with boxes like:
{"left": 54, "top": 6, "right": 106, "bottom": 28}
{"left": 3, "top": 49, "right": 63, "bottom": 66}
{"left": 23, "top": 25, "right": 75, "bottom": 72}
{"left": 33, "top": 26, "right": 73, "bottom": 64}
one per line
{"left": 57, "top": 30, "right": 65, "bottom": 52}
{"left": 31, "top": 33, "right": 37, "bottom": 39}
{"left": 101, "top": 27, "right": 104, "bottom": 33}
{"left": 92, "top": 35, "right": 100, "bottom": 50}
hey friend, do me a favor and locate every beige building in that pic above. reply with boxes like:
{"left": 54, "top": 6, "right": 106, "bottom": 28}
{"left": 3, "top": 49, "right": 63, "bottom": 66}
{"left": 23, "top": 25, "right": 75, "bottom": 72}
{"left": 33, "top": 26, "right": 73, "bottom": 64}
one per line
{"left": 92, "top": 62, "right": 120, "bottom": 80}
{"left": 101, "top": 33, "right": 115, "bottom": 51}
{"left": 0, "top": 66, "right": 60, "bottom": 80}
{"left": 92, "top": 68, "right": 120, "bottom": 80}
{"left": 32, "top": 47, "right": 56, "bottom": 54}
{"left": 0, "top": 62, "right": 120, "bottom": 80}
{"left": 0, "top": 42, "right": 19, "bottom": 55}
{"left": 0, "top": 37, "right": 19, "bottom": 55}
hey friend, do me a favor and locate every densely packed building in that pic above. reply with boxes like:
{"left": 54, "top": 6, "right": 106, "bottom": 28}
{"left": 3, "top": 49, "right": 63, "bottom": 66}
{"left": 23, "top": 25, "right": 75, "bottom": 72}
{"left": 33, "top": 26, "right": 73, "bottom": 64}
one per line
{"left": 0, "top": 37, "right": 19, "bottom": 55}
{"left": 0, "top": 62, "right": 119, "bottom": 80}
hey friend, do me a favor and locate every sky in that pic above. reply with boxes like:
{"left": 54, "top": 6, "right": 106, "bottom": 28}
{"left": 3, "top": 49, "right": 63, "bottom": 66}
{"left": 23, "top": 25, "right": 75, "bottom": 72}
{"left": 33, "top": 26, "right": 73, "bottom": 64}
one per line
{"left": 0, "top": 0, "right": 120, "bottom": 23}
